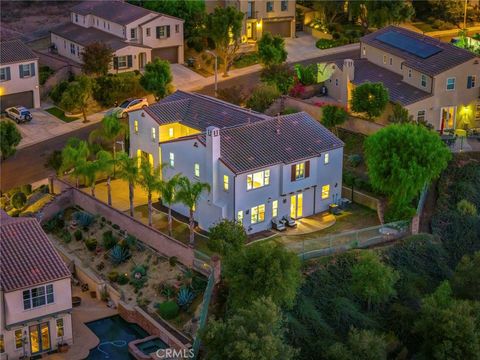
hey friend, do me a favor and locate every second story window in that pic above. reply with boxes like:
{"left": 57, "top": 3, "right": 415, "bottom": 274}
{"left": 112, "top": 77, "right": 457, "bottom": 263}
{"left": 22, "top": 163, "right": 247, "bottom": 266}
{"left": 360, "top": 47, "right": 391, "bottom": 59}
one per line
{"left": 446, "top": 77, "right": 455, "bottom": 91}
{"left": 420, "top": 74, "right": 427, "bottom": 88}
{"left": 19, "top": 64, "right": 32, "bottom": 77}
{"left": 194, "top": 163, "right": 200, "bottom": 177}
{"left": 266, "top": 1, "right": 274, "bottom": 12}
{"left": 156, "top": 25, "right": 171, "bottom": 39}
{"left": 281, "top": 0, "right": 288, "bottom": 11}
{"left": 247, "top": 169, "right": 270, "bottom": 190}
{"left": 383, "top": 54, "right": 387, "bottom": 64}
{"left": 324, "top": 153, "right": 329, "bottom": 165}
{"left": 23, "top": 284, "right": 54, "bottom": 310}
{"left": 168, "top": 127, "right": 174, "bottom": 138}
{"left": 146, "top": 27, "right": 151, "bottom": 37}
{"left": 389, "top": 57, "right": 393, "bottom": 65}
{"left": 75, "top": 14, "right": 78, "bottom": 22}
{"left": 0, "top": 67, "right": 10, "bottom": 82}
{"left": 134, "top": 120, "right": 139, "bottom": 134}
{"left": 169, "top": 152, "right": 175, "bottom": 167}
{"left": 467, "top": 75, "right": 476, "bottom": 89}
{"left": 296, "top": 163, "right": 305, "bottom": 179}
{"left": 223, "top": 175, "right": 229, "bottom": 191}
{"left": 408, "top": 68, "right": 412, "bottom": 78}
{"left": 291, "top": 161, "right": 310, "bottom": 181}
{"left": 70, "top": 43, "right": 76, "bottom": 55}
{"left": 151, "top": 127, "right": 156, "bottom": 141}
{"left": 130, "top": 28, "right": 136, "bottom": 39}
{"left": 175, "top": 24, "right": 180, "bottom": 33}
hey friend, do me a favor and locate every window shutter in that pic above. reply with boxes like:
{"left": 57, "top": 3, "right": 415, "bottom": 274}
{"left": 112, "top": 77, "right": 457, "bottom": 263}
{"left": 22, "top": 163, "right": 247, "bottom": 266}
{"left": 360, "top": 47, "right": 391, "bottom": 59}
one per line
{"left": 291, "top": 164, "right": 296, "bottom": 182}
{"left": 6, "top": 67, "right": 11, "bottom": 80}
{"left": 305, "top": 161, "right": 310, "bottom": 178}
{"left": 113, "top": 57, "right": 119, "bottom": 70}
{"left": 166, "top": 25, "right": 170, "bottom": 38}
{"left": 127, "top": 55, "right": 133, "bottom": 68}
{"left": 467, "top": 76, "right": 472, "bottom": 89}
{"left": 156, "top": 26, "right": 160, "bottom": 39}
{"left": 30, "top": 63, "right": 35, "bottom": 77}
{"left": 19, "top": 65, "right": 24, "bottom": 78}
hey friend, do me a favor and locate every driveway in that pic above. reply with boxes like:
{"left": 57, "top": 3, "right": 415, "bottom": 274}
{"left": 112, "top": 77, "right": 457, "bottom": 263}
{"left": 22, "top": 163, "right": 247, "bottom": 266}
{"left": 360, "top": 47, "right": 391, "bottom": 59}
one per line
{"left": 171, "top": 64, "right": 205, "bottom": 90}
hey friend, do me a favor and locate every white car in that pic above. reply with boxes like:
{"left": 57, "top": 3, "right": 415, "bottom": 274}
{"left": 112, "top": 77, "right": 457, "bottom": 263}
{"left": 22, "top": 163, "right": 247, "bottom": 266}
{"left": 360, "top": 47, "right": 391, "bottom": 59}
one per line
{"left": 5, "top": 106, "right": 32, "bottom": 123}
{"left": 108, "top": 98, "right": 149, "bottom": 119}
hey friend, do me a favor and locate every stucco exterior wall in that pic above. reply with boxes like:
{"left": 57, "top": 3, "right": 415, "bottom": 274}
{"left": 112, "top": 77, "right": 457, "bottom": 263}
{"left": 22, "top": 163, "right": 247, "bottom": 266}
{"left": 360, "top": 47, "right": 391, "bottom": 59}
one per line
{"left": 0, "top": 59, "right": 40, "bottom": 108}
{"left": 361, "top": 43, "right": 404, "bottom": 76}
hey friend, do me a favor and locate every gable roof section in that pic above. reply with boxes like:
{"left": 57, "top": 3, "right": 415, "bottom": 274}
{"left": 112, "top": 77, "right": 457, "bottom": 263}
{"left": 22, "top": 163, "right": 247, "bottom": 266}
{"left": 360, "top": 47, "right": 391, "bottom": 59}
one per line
{"left": 0, "top": 213, "right": 70, "bottom": 292}
{"left": 0, "top": 40, "right": 38, "bottom": 64}
{"left": 145, "top": 91, "right": 269, "bottom": 131}
{"left": 361, "top": 26, "right": 477, "bottom": 76}
{"left": 219, "top": 112, "right": 344, "bottom": 174}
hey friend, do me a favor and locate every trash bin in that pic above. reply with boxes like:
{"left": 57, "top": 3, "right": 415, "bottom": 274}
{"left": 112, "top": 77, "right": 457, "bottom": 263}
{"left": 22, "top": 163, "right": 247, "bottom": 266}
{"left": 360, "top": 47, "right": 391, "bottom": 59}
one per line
{"left": 187, "top": 57, "right": 196, "bottom": 67}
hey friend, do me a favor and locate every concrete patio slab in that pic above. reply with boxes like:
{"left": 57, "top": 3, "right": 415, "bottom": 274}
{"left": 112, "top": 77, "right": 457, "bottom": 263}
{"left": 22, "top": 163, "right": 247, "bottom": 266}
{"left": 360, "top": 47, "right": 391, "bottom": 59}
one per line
{"left": 171, "top": 64, "right": 205, "bottom": 90}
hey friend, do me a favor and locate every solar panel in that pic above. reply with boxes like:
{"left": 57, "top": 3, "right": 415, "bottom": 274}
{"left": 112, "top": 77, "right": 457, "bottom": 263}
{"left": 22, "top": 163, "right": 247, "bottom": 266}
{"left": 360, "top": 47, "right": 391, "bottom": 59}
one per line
{"left": 376, "top": 31, "right": 442, "bottom": 59}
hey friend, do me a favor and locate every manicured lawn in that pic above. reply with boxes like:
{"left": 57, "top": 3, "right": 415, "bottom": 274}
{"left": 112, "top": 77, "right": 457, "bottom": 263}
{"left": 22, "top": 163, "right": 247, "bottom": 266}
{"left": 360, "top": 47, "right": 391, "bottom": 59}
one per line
{"left": 46, "top": 107, "right": 79, "bottom": 123}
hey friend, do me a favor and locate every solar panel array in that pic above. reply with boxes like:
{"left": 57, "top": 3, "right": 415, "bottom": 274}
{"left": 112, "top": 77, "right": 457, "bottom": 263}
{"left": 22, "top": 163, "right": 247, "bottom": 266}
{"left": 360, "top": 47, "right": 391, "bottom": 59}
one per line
{"left": 376, "top": 31, "right": 442, "bottom": 59}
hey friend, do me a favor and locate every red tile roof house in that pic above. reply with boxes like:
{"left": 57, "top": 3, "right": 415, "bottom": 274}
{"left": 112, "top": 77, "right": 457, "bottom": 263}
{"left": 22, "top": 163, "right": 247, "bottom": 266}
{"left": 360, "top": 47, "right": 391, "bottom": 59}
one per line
{"left": 0, "top": 211, "right": 72, "bottom": 358}
{"left": 323, "top": 26, "right": 480, "bottom": 131}
{"left": 128, "top": 91, "right": 344, "bottom": 235}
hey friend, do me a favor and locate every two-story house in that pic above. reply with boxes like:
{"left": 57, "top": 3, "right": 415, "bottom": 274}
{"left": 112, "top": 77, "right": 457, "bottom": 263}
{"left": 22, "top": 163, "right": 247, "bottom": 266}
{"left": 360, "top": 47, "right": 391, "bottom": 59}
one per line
{"left": 0, "top": 212, "right": 72, "bottom": 359}
{"left": 129, "top": 91, "right": 343, "bottom": 234}
{"left": 324, "top": 26, "right": 480, "bottom": 131}
{"left": 0, "top": 40, "right": 40, "bottom": 111}
{"left": 50, "top": 0, "right": 184, "bottom": 72}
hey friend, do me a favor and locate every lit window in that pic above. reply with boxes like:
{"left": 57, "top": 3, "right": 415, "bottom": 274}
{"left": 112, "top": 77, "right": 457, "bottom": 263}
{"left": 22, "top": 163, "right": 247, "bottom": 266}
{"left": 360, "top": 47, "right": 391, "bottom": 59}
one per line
{"left": 251, "top": 204, "right": 265, "bottom": 224}
{"left": 417, "top": 110, "right": 426, "bottom": 122}
{"left": 0, "top": 334, "right": 4, "bottom": 353}
{"left": 247, "top": 170, "right": 270, "bottom": 190}
{"left": 237, "top": 210, "right": 244, "bottom": 223}
{"left": 383, "top": 55, "right": 387, "bottom": 64}
{"left": 23, "top": 284, "right": 54, "bottom": 310}
{"left": 223, "top": 175, "right": 229, "bottom": 191}
{"left": 56, "top": 318, "right": 64, "bottom": 337}
{"left": 146, "top": 27, "right": 151, "bottom": 37}
{"left": 362, "top": 46, "right": 366, "bottom": 56}
{"left": 324, "top": 153, "right": 329, "bottom": 164}
{"left": 476, "top": 104, "right": 480, "bottom": 120}
{"left": 168, "top": 127, "right": 174, "bottom": 138}
{"left": 15, "top": 329, "right": 22, "bottom": 349}
{"left": 134, "top": 120, "right": 138, "bottom": 134}
{"left": 151, "top": 127, "right": 156, "bottom": 141}
{"left": 281, "top": 0, "right": 288, "bottom": 11}
{"left": 169, "top": 152, "right": 174, "bottom": 167}
{"left": 266, "top": 1, "right": 273, "bottom": 12}
{"left": 272, "top": 200, "right": 278, "bottom": 218}
{"left": 295, "top": 162, "right": 305, "bottom": 180}
{"left": 408, "top": 69, "right": 412, "bottom": 78}
{"left": 321, "top": 185, "right": 330, "bottom": 199}
{"left": 446, "top": 77, "right": 455, "bottom": 91}
{"left": 420, "top": 74, "right": 427, "bottom": 88}
{"left": 467, "top": 75, "right": 476, "bottom": 89}
{"left": 194, "top": 163, "right": 200, "bottom": 177}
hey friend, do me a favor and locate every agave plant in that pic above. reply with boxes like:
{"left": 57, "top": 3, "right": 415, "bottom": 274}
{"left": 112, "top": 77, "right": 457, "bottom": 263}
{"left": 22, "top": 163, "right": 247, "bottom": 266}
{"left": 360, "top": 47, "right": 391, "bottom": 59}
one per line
{"left": 109, "top": 244, "right": 131, "bottom": 265}
{"left": 177, "top": 287, "right": 195, "bottom": 309}
{"left": 73, "top": 211, "right": 94, "bottom": 228}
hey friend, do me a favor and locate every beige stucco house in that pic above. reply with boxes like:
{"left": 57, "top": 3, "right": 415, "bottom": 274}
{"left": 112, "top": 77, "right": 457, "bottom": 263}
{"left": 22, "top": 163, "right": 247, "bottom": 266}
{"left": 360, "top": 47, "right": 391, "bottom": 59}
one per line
{"left": 324, "top": 26, "right": 480, "bottom": 131}
{"left": 0, "top": 40, "right": 40, "bottom": 111}
{"left": 0, "top": 212, "right": 73, "bottom": 359}
{"left": 50, "top": 0, "right": 184, "bottom": 73}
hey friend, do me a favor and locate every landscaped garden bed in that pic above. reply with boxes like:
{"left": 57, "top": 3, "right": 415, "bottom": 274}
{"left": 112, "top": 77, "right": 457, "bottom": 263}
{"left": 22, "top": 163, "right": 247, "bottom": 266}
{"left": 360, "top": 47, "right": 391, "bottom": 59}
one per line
{"left": 44, "top": 207, "right": 208, "bottom": 335}
{"left": 0, "top": 183, "right": 53, "bottom": 217}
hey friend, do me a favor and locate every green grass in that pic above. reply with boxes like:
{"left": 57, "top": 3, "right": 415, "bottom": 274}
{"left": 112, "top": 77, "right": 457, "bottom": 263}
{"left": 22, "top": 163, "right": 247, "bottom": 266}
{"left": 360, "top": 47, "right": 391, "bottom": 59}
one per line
{"left": 233, "top": 52, "right": 259, "bottom": 69}
{"left": 46, "top": 107, "right": 79, "bottom": 123}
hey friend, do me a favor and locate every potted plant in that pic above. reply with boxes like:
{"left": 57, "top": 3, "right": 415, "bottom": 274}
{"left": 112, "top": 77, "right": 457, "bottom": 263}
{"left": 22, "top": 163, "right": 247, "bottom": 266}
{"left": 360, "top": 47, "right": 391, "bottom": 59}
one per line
{"left": 58, "top": 338, "right": 69, "bottom": 353}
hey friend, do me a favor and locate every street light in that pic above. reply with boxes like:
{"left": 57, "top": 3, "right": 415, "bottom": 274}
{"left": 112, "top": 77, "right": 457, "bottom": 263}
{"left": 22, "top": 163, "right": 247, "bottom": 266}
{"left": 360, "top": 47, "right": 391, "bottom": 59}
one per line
{"left": 206, "top": 50, "right": 218, "bottom": 97}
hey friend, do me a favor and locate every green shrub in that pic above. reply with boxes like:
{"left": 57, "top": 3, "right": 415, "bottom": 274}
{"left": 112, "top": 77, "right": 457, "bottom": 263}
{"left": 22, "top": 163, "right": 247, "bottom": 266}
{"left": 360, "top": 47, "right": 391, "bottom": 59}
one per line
{"left": 93, "top": 73, "right": 147, "bottom": 107}
{"left": 84, "top": 238, "right": 97, "bottom": 251}
{"left": 102, "top": 230, "right": 117, "bottom": 250}
{"left": 316, "top": 38, "right": 337, "bottom": 49}
{"left": 246, "top": 84, "right": 280, "bottom": 112}
{"left": 260, "top": 63, "right": 294, "bottom": 94}
{"left": 62, "top": 230, "right": 72, "bottom": 243}
{"left": 112, "top": 224, "right": 120, "bottom": 230}
{"left": 49, "top": 80, "right": 69, "bottom": 104}
{"left": 348, "top": 154, "right": 363, "bottom": 168}
{"left": 281, "top": 107, "right": 299, "bottom": 115}
{"left": 457, "top": 199, "right": 477, "bottom": 216}
{"left": 109, "top": 244, "right": 131, "bottom": 265}
{"left": 157, "top": 301, "right": 179, "bottom": 319}
{"left": 125, "top": 234, "right": 137, "bottom": 249}
{"left": 107, "top": 271, "right": 119, "bottom": 282}
{"left": 11, "top": 192, "right": 27, "bottom": 210}
{"left": 74, "top": 229, "right": 83, "bottom": 241}
{"left": 39, "top": 66, "right": 54, "bottom": 85}
{"left": 20, "top": 184, "right": 32, "bottom": 195}
{"left": 73, "top": 211, "right": 94, "bottom": 228}
{"left": 131, "top": 265, "right": 148, "bottom": 290}
{"left": 117, "top": 273, "right": 129, "bottom": 285}
{"left": 169, "top": 256, "right": 178, "bottom": 267}
{"left": 294, "top": 64, "right": 317, "bottom": 86}
{"left": 234, "top": 52, "right": 259, "bottom": 68}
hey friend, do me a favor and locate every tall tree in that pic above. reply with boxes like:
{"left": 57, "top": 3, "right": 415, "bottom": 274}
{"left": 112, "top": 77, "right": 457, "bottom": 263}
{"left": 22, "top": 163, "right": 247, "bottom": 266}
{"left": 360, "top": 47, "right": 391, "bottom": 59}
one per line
{"left": 96, "top": 150, "right": 114, "bottom": 205}
{"left": 206, "top": 6, "right": 244, "bottom": 76}
{"left": 78, "top": 159, "right": 100, "bottom": 197}
{"left": 0, "top": 121, "right": 21, "bottom": 159}
{"left": 116, "top": 152, "right": 139, "bottom": 217}
{"left": 138, "top": 161, "right": 162, "bottom": 226}
{"left": 326, "top": 328, "right": 389, "bottom": 360}
{"left": 451, "top": 252, "right": 480, "bottom": 301}
{"left": 257, "top": 32, "right": 288, "bottom": 67}
{"left": 60, "top": 138, "right": 90, "bottom": 187}
{"left": 81, "top": 42, "right": 113, "bottom": 76}
{"left": 349, "top": 0, "right": 414, "bottom": 29}
{"left": 208, "top": 219, "right": 247, "bottom": 255}
{"left": 365, "top": 123, "right": 451, "bottom": 220}
{"left": 158, "top": 173, "right": 181, "bottom": 237}
{"left": 350, "top": 82, "right": 389, "bottom": 120}
{"left": 60, "top": 75, "right": 94, "bottom": 123}
{"left": 321, "top": 105, "right": 348, "bottom": 135}
{"left": 312, "top": 1, "right": 346, "bottom": 26}
{"left": 202, "top": 297, "right": 296, "bottom": 360}
{"left": 175, "top": 176, "right": 210, "bottom": 246}
{"left": 140, "top": 58, "right": 173, "bottom": 100}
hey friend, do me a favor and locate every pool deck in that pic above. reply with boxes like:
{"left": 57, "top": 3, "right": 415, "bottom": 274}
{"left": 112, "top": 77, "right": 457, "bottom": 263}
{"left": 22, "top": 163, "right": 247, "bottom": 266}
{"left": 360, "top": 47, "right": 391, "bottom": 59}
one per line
{"left": 46, "top": 287, "right": 117, "bottom": 360}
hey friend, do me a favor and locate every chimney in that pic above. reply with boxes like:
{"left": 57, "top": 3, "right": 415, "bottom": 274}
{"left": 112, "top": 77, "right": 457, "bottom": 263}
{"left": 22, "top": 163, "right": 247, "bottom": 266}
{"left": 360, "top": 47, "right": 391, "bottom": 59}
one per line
{"left": 343, "top": 59, "right": 355, "bottom": 81}
{"left": 341, "top": 59, "right": 355, "bottom": 106}
{"left": 206, "top": 126, "right": 220, "bottom": 204}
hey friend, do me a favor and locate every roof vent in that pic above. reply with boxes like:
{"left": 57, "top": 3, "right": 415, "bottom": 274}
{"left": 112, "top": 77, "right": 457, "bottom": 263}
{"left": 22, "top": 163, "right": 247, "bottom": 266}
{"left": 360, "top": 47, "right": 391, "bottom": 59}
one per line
{"left": 276, "top": 128, "right": 281, "bottom": 135}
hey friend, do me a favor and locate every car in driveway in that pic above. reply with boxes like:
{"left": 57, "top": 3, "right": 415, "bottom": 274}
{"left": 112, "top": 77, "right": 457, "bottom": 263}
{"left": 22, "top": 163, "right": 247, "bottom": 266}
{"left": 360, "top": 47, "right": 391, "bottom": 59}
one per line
{"left": 107, "top": 98, "right": 149, "bottom": 119}
{"left": 5, "top": 106, "right": 32, "bottom": 123}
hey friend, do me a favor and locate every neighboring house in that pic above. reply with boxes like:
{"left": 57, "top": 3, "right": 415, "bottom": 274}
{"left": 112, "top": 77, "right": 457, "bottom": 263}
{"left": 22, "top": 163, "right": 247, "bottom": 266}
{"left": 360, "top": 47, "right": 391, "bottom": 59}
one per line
{"left": 0, "top": 211, "right": 72, "bottom": 359}
{"left": 324, "top": 26, "right": 480, "bottom": 131}
{"left": 129, "top": 91, "right": 343, "bottom": 234}
{"left": 209, "top": 0, "right": 296, "bottom": 42}
{"left": 50, "top": 0, "right": 184, "bottom": 72}
{"left": 0, "top": 40, "right": 40, "bottom": 111}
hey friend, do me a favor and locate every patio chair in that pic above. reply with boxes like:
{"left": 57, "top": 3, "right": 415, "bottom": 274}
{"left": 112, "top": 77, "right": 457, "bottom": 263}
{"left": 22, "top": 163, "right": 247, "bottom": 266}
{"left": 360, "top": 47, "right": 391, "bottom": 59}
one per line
{"left": 272, "top": 218, "right": 286, "bottom": 231}
{"left": 282, "top": 215, "right": 297, "bottom": 227}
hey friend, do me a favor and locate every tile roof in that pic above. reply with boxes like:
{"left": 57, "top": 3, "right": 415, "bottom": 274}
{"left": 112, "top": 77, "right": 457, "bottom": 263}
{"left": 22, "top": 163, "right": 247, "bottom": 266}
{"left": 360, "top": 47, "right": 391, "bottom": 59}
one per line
{"left": 218, "top": 112, "right": 344, "bottom": 173}
{"left": 0, "top": 213, "right": 70, "bottom": 292}
{"left": 51, "top": 22, "right": 150, "bottom": 51}
{"left": 146, "top": 91, "right": 269, "bottom": 131}
{"left": 0, "top": 40, "right": 38, "bottom": 64}
{"left": 352, "top": 59, "right": 432, "bottom": 106}
{"left": 361, "top": 26, "right": 477, "bottom": 76}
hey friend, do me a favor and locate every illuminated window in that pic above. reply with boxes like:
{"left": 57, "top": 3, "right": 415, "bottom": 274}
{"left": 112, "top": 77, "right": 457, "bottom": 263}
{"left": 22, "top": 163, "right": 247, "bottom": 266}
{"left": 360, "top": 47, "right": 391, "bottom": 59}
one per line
{"left": 0, "top": 334, "right": 3, "bottom": 353}
{"left": 324, "top": 153, "right": 329, "bottom": 164}
{"left": 151, "top": 127, "right": 156, "bottom": 141}
{"left": 169, "top": 152, "right": 174, "bottom": 167}
{"left": 417, "top": 110, "right": 426, "bottom": 122}
{"left": 56, "top": 319, "right": 64, "bottom": 337}
{"left": 321, "top": 185, "right": 330, "bottom": 199}
{"left": 134, "top": 120, "right": 138, "bottom": 134}
{"left": 246, "top": 170, "right": 270, "bottom": 190}
{"left": 251, "top": 204, "right": 265, "bottom": 224}
{"left": 223, "top": 175, "right": 229, "bottom": 191}
{"left": 15, "top": 329, "right": 22, "bottom": 349}
{"left": 362, "top": 46, "right": 366, "bottom": 56}
{"left": 168, "top": 127, "right": 174, "bottom": 138}
{"left": 383, "top": 54, "right": 387, "bottom": 64}
{"left": 295, "top": 162, "right": 305, "bottom": 180}
{"left": 237, "top": 210, "right": 244, "bottom": 223}
{"left": 272, "top": 200, "right": 278, "bottom": 218}
{"left": 420, "top": 74, "right": 427, "bottom": 88}
{"left": 194, "top": 163, "right": 200, "bottom": 177}
{"left": 446, "top": 77, "right": 455, "bottom": 91}
{"left": 476, "top": 104, "right": 480, "bottom": 120}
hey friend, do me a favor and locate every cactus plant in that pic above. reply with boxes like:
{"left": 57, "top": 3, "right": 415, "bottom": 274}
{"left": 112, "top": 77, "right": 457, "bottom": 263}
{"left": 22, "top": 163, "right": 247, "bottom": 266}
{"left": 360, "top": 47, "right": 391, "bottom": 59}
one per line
{"left": 177, "top": 287, "right": 195, "bottom": 309}
{"left": 109, "top": 245, "right": 131, "bottom": 265}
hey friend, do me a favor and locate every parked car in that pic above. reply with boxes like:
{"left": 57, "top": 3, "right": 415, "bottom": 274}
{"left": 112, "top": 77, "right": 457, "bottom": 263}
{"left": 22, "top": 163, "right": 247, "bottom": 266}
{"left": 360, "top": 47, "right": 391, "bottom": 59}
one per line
{"left": 107, "top": 98, "right": 148, "bottom": 119}
{"left": 272, "top": 218, "right": 286, "bottom": 231}
{"left": 282, "top": 215, "right": 297, "bottom": 227}
{"left": 5, "top": 106, "right": 32, "bottom": 123}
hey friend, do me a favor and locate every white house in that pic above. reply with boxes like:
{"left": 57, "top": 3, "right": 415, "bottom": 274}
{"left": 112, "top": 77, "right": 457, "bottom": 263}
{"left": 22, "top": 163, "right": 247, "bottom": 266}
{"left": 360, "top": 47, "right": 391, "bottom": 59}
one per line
{"left": 129, "top": 91, "right": 344, "bottom": 234}
{"left": 0, "top": 40, "right": 40, "bottom": 111}
{"left": 50, "top": 0, "right": 184, "bottom": 72}
{"left": 0, "top": 212, "right": 73, "bottom": 359}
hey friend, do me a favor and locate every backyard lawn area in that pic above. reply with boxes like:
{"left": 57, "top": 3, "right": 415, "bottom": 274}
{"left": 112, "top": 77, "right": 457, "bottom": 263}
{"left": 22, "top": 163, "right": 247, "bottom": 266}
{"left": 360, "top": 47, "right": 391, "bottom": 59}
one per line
{"left": 46, "top": 106, "right": 78, "bottom": 123}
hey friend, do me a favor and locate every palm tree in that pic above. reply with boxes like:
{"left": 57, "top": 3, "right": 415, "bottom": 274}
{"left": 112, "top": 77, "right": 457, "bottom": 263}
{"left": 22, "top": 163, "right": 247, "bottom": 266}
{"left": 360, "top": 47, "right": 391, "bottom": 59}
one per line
{"left": 79, "top": 160, "right": 99, "bottom": 197}
{"left": 158, "top": 173, "right": 181, "bottom": 237}
{"left": 116, "top": 152, "right": 139, "bottom": 217}
{"left": 60, "top": 138, "right": 90, "bottom": 187}
{"left": 96, "top": 150, "right": 114, "bottom": 205}
{"left": 175, "top": 176, "right": 210, "bottom": 246}
{"left": 138, "top": 161, "right": 162, "bottom": 226}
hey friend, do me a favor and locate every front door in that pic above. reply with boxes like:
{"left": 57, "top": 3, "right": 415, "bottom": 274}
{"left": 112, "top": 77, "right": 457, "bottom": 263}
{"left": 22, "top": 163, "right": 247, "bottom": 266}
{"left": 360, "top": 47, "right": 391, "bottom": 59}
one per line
{"left": 246, "top": 23, "right": 253, "bottom": 39}
{"left": 29, "top": 322, "right": 51, "bottom": 355}
{"left": 139, "top": 52, "right": 146, "bottom": 69}
{"left": 290, "top": 193, "right": 303, "bottom": 219}
{"left": 440, "top": 106, "right": 456, "bottom": 132}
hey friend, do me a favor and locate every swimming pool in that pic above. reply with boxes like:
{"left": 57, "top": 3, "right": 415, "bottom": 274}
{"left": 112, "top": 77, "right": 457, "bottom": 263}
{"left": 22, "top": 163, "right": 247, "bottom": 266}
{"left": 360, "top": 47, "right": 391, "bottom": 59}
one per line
{"left": 86, "top": 315, "right": 148, "bottom": 359}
